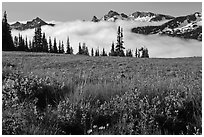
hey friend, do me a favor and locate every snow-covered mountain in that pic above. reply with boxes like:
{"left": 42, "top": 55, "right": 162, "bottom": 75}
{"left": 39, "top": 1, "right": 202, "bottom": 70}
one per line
{"left": 92, "top": 10, "right": 175, "bottom": 22}
{"left": 10, "top": 11, "right": 202, "bottom": 41}
{"left": 132, "top": 12, "right": 202, "bottom": 41}
{"left": 10, "top": 17, "right": 55, "bottom": 30}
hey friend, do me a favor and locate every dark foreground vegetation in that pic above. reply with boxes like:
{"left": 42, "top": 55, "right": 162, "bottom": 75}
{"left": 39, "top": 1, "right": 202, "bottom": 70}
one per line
{"left": 2, "top": 52, "right": 202, "bottom": 135}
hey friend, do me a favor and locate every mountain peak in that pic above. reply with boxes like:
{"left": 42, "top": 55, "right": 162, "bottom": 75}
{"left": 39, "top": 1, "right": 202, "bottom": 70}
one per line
{"left": 11, "top": 17, "right": 54, "bottom": 30}
{"left": 107, "top": 10, "right": 120, "bottom": 17}
{"left": 93, "top": 10, "right": 175, "bottom": 22}
{"left": 92, "top": 16, "right": 99, "bottom": 22}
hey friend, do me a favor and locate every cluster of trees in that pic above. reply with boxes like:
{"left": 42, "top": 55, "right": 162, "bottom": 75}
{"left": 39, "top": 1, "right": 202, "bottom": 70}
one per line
{"left": 2, "top": 11, "right": 15, "bottom": 51}
{"left": 13, "top": 27, "right": 73, "bottom": 54}
{"left": 2, "top": 11, "right": 149, "bottom": 58}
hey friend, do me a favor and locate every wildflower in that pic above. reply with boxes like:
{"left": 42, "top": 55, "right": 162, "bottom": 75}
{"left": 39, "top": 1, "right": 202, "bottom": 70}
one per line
{"left": 87, "top": 129, "right": 92, "bottom": 134}
{"left": 99, "top": 126, "right": 105, "bottom": 130}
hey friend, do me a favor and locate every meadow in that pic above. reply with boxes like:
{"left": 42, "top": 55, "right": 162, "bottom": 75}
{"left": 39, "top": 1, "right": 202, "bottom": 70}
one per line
{"left": 2, "top": 51, "right": 202, "bottom": 135}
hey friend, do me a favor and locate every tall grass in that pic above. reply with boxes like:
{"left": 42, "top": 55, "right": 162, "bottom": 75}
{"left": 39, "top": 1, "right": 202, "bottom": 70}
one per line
{"left": 2, "top": 53, "right": 202, "bottom": 135}
{"left": 2, "top": 69, "right": 201, "bottom": 135}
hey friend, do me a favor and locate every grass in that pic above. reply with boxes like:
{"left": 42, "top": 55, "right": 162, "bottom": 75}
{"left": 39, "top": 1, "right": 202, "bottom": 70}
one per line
{"left": 2, "top": 51, "right": 202, "bottom": 135}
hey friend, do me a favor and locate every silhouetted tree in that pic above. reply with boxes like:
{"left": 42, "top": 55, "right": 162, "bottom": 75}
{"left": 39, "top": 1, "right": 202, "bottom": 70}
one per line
{"left": 13, "top": 36, "right": 18, "bottom": 48}
{"left": 2, "top": 11, "right": 15, "bottom": 51}
{"left": 17, "top": 34, "right": 25, "bottom": 51}
{"left": 91, "top": 48, "right": 94, "bottom": 56}
{"left": 78, "top": 42, "right": 82, "bottom": 54}
{"left": 139, "top": 47, "right": 149, "bottom": 58}
{"left": 135, "top": 48, "right": 138, "bottom": 58}
{"left": 109, "top": 42, "right": 116, "bottom": 56}
{"left": 33, "top": 26, "right": 42, "bottom": 52}
{"left": 82, "top": 42, "right": 89, "bottom": 55}
{"left": 48, "top": 37, "right": 53, "bottom": 53}
{"left": 28, "top": 40, "right": 32, "bottom": 51}
{"left": 61, "top": 41, "right": 64, "bottom": 53}
{"left": 42, "top": 33, "right": 48, "bottom": 52}
{"left": 95, "top": 48, "right": 99, "bottom": 56}
{"left": 66, "top": 36, "right": 71, "bottom": 54}
{"left": 101, "top": 48, "right": 107, "bottom": 56}
{"left": 126, "top": 49, "right": 133, "bottom": 57}
{"left": 58, "top": 40, "right": 61, "bottom": 53}
{"left": 25, "top": 36, "right": 29, "bottom": 51}
{"left": 115, "top": 26, "right": 125, "bottom": 56}
{"left": 53, "top": 37, "right": 58, "bottom": 53}
{"left": 70, "top": 47, "right": 73, "bottom": 54}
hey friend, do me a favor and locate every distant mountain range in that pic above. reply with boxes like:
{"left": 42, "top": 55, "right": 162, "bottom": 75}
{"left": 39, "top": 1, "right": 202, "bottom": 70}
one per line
{"left": 10, "top": 10, "right": 202, "bottom": 41}
{"left": 91, "top": 10, "right": 175, "bottom": 22}
{"left": 131, "top": 12, "right": 202, "bottom": 41}
{"left": 10, "top": 17, "right": 54, "bottom": 30}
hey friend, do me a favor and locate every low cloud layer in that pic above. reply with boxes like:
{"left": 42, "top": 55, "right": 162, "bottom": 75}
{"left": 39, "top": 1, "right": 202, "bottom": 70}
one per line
{"left": 11, "top": 20, "right": 202, "bottom": 58}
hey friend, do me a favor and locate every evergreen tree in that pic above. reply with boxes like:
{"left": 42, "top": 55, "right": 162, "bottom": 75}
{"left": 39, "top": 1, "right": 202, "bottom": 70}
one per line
{"left": 139, "top": 47, "right": 149, "bottom": 58}
{"left": 101, "top": 48, "right": 107, "bottom": 56}
{"left": 91, "top": 48, "right": 94, "bottom": 56}
{"left": 13, "top": 36, "right": 18, "bottom": 48}
{"left": 28, "top": 40, "right": 32, "bottom": 51}
{"left": 126, "top": 49, "right": 133, "bottom": 57}
{"left": 109, "top": 42, "right": 116, "bottom": 56}
{"left": 95, "top": 49, "right": 99, "bottom": 56}
{"left": 81, "top": 43, "right": 89, "bottom": 55}
{"left": 70, "top": 47, "right": 73, "bottom": 54}
{"left": 58, "top": 40, "right": 61, "bottom": 53}
{"left": 2, "top": 11, "right": 15, "bottom": 51}
{"left": 33, "top": 26, "right": 42, "bottom": 52}
{"left": 78, "top": 42, "right": 82, "bottom": 54}
{"left": 53, "top": 38, "right": 58, "bottom": 53}
{"left": 115, "top": 26, "right": 125, "bottom": 56}
{"left": 42, "top": 33, "right": 48, "bottom": 52}
{"left": 66, "top": 36, "right": 71, "bottom": 54}
{"left": 48, "top": 37, "right": 52, "bottom": 53}
{"left": 135, "top": 48, "right": 138, "bottom": 58}
{"left": 25, "top": 36, "right": 29, "bottom": 51}
{"left": 61, "top": 41, "right": 64, "bottom": 54}
{"left": 17, "top": 34, "right": 25, "bottom": 51}
{"left": 141, "top": 48, "right": 149, "bottom": 58}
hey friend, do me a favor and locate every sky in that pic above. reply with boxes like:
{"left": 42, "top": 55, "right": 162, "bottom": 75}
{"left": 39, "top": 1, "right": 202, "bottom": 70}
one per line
{"left": 2, "top": 2, "right": 202, "bottom": 23}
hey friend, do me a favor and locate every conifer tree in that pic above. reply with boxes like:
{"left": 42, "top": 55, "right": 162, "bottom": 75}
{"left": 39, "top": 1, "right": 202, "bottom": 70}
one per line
{"left": 78, "top": 42, "right": 82, "bottom": 54}
{"left": 48, "top": 37, "right": 52, "bottom": 53}
{"left": 61, "top": 41, "right": 64, "bottom": 54}
{"left": 66, "top": 36, "right": 71, "bottom": 54}
{"left": 115, "top": 26, "right": 125, "bottom": 56}
{"left": 70, "top": 47, "right": 73, "bottom": 54}
{"left": 101, "top": 48, "right": 107, "bottom": 56}
{"left": 33, "top": 26, "right": 42, "bottom": 52}
{"left": 139, "top": 47, "right": 149, "bottom": 58}
{"left": 126, "top": 49, "right": 133, "bottom": 57}
{"left": 135, "top": 48, "right": 138, "bottom": 58}
{"left": 25, "top": 36, "right": 28, "bottom": 51}
{"left": 53, "top": 37, "right": 58, "bottom": 53}
{"left": 17, "top": 34, "right": 25, "bottom": 51}
{"left": 58, "top": 40, "right": 61, "bottom": 53}
{"left": 109, "top": 42, "right": 116, "bottom": 56}
{"left": 2, "top": 11, "right": 15, "bottom": 51}
{"left": 95, "top": 49, "right": 99, "bottom": 56}
{"left": 81, "top": 43, "right": 89, "bottom": 55}
{"left": 42, "top": 33, "right": 48, "bottom": 52}
{"left": 29, "top": 40, "right": 32, "bottom": 51}
{"left": 13, "top": 36, "right": 18, "bottom": 48}
{"left": 91, "top": 48, "right": 94, "bottom": 56}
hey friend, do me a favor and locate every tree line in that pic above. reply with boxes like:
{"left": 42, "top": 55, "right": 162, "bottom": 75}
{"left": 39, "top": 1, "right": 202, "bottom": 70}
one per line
{"left": 2, "top": 11, "right": 149, "bottom": 58}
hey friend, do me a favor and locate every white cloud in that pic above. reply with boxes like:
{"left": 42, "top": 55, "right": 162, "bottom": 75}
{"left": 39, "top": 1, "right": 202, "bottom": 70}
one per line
{"left": 11, "top": 20, "right": 202, "bottom": 58}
